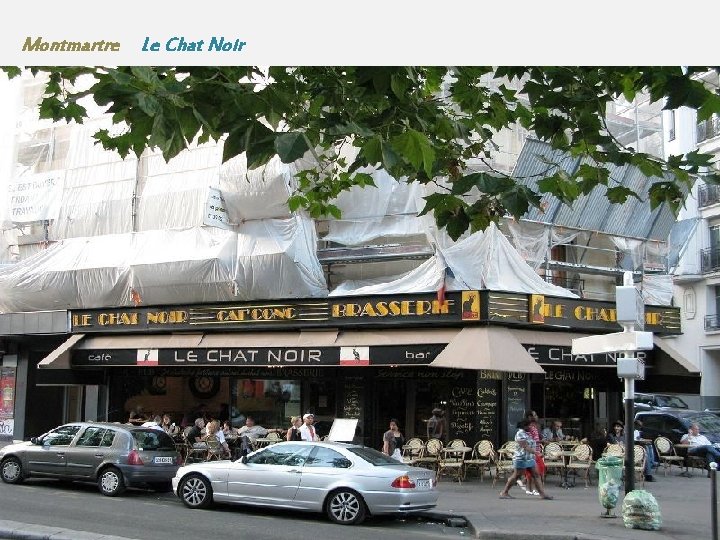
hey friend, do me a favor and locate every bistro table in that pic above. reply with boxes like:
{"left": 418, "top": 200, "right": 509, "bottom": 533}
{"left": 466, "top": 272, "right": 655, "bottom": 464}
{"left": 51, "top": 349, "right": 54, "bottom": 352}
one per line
{"left": 673, "top": 443, "right": 695, "bottom": 477}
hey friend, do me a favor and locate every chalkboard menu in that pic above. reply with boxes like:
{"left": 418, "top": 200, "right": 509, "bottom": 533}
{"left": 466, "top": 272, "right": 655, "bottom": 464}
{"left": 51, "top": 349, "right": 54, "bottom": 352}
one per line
{"left": 505, "top": 374, "right": 528, "bottom": 441}
{"left": 476, "top": 370, "right": 501, "bottom": 446}
{"left": 341, "top": 379, "right": 364, "bottom": 425}
{"left": 448, "top": 383, "right": 476, "bottom": 440}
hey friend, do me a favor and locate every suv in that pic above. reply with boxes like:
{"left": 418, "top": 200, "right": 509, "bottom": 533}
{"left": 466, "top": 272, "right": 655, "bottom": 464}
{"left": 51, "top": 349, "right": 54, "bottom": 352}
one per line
{"left": 0, "top": 422, "right": 180, "bottom": 496}
{"left": 635, "top": 410, "right": 720, "bottom": 444}
{"left": 634, "top": 393, "right": 689, "bottom": 412}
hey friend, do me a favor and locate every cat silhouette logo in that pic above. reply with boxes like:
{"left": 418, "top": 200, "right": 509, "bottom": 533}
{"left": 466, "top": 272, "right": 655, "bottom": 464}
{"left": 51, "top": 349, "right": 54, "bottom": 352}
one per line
{"left": 530, "top": 294, "right": 545, "bottom": 324}
{"left": 461, "top": 291, "right": 480, "bottom": 320}
{"left": 340, "top": 347, "right": 369, "bottom": 366}
{"left": 137, "top": 349, "right": 159, "bottom": 366}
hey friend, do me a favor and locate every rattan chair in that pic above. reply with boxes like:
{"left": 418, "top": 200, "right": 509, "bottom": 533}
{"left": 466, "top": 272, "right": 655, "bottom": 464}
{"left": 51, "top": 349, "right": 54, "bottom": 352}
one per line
{"left": 414, "top": 438, "right": 444, "bottom": 471}
{"left": 464, "top": 440, "right": 495, "bottom": 481}
{"left": 401, "top": 437, "right": 425, "bottom": 466}
{"left": 565, "top": 443, "right": 593, "bottom": 487}
{"left": 654, "top": 436, "right": 685, "bottom": 476}
{"left": 492, "top": 441, "right": 517, "bottom": 488}
{"left": 632, "top": 445, "right": 646, "bottom": 487}
{"left": 542, "top": 442, "right": 566, "bottom": 484}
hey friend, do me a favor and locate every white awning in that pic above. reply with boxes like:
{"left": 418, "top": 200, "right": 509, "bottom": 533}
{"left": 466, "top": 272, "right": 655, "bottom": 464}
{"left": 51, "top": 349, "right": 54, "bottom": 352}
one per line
{"left": 38, "top": 334, "right": 85, "bottom": 369}
{"left": 653, "top": 336, "right": 700, "bottom": 374}
{"left": 429, "top": 326, "right": 545, "bottom": 373}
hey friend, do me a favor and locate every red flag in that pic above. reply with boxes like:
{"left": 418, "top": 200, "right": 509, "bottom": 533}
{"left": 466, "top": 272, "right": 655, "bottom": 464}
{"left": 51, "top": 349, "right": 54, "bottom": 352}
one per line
{"left": 130, "top": 288, "right": 142, "bottom": 307}
{"left": 436, "top": 268, "right": 447, "bottom": 304}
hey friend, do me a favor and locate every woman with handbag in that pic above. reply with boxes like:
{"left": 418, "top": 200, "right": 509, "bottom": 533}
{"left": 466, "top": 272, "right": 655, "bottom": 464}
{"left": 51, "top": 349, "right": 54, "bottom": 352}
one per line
{"left": 382, "top": 419, "right": 404, "bottom": 462}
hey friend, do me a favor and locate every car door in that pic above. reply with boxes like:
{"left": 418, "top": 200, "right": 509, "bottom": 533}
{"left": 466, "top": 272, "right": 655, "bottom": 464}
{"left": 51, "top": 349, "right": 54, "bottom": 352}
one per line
{"left": 293, "top": 446, "right": 353, "bottom": 509}
{"left": 227, "top": 444, "right": 310, "bottom": 505}
{"left": 64, "top": 426, "right": 116, "bottom": 478}
{"left": 24, "top": 424, "right": 82, "bottom": 476}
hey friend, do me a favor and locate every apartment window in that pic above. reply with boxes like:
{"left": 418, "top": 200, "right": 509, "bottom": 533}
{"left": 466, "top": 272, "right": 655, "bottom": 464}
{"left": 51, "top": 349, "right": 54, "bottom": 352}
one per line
{"left": 711, "top": 225, "right": 720, "bottom": 248}
{"left": 667, "top": 110, "right": 676, "bottom": 142}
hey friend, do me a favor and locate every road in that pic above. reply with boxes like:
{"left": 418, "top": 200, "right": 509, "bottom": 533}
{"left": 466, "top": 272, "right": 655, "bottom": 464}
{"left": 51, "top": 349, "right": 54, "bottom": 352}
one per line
{"left": 0, "top": 479, "right": 466, "bottom": 540}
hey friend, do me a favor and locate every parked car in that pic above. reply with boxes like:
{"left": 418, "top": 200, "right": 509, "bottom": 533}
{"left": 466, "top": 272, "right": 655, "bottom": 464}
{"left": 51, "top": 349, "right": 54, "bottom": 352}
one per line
{"left": 634, "top": 393, "right": 689, "bottom": 412}
{"left": 0, "top": 422, "right": 180, "bottom": 496}
{"left": 172, "top": 440, "right": 438, "bottom": 525}
{"left": 635, "top": 410, "right": 720, "bottom": 444}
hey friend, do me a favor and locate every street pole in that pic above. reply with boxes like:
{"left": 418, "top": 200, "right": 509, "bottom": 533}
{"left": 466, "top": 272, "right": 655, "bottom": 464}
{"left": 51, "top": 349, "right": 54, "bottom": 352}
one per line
{"left": 623, "top": 357, "right": 635, "bottom": 493}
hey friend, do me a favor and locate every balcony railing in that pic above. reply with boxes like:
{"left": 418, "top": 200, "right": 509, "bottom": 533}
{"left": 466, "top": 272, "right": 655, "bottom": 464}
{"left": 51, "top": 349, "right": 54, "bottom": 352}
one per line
{"left": 701, "top": 247, "right": 720, "bottom": 273}
{"left": 697, "top": 115, "right": 720, "bottom": 143}
{"left": 543, "top": 275, "right": 585, "bottom": 297}
{"left": 705, "top": 315, "right": 720, "bottom": 331}
{"left": 699, "top": 185, "right": 720, "bottom": 208}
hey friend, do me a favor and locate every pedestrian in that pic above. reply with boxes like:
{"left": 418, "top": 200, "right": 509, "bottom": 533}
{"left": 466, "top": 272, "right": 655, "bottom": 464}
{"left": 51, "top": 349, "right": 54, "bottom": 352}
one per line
{"left": 286, "top": 416, "right": 303, "bottom": 441}
{"left": 299, "top": 413, "right": 319, "bottom": 441}
{"left": 382, "top": 419, "right": 404, "bottom": 462}
{"left": 427, "top": 408, "right": 445, "bottom": 440}
{"left": 499, "top": 419, "right": 553, "bottom": 500}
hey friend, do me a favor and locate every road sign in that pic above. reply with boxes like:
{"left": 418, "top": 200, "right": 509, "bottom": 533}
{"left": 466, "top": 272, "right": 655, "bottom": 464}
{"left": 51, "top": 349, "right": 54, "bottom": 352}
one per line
{"left": 571, "top": 331, "right": 654, "bottom": 356}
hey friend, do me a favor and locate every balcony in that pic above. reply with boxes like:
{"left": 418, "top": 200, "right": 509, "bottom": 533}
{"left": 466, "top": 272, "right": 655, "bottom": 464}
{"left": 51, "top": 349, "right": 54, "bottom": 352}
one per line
{"left": 705, "top": 315, "right": 720, "bottom": 332}
{"left": 697, "top": 115, "right": 720, "bottom": 143}
{"left": 700, "top": 247, "right": 720, "bottom": 273}
{"left": 699, "top": 185, "right": 720, "bottom": 208}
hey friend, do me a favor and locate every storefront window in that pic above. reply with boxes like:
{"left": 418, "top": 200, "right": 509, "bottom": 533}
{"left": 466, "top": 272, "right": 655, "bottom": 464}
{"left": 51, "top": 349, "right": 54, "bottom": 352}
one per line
{"left": 0, "top": 367, "right": 15, "bottom": 440}
{"left": 231, "top": 378, "right": 300, "bottom": 429}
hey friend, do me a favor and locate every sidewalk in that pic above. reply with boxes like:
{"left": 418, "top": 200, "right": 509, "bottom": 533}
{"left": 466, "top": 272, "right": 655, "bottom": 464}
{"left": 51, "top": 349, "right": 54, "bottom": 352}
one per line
{"left": 432, "top": 468, "right": 715, "bottom": 540}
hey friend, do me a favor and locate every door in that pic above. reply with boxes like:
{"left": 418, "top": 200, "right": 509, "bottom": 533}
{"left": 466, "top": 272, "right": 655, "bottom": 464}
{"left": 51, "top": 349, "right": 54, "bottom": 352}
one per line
{"left": 294, "top": 446, "right": 352, "bottom": 509}
{"left": 372, "top": 380, "right": 408, "bottom": 448}
{"left": 64, "top": 426, "right": 117, "bottom": 478}
{"left": 227, "top": 443, "right": 309, "bottom": 504}
{"left": 24, "top": 424, "right": 81, "bottom": 476}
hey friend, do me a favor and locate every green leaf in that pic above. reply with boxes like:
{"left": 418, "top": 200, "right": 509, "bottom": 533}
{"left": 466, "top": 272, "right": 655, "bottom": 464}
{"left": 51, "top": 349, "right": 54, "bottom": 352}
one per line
{"left": 390, "top": 129, "right": 436, "bottom": 178}
{"left": 275, "top": 132, "right": 310, "bottom": 163}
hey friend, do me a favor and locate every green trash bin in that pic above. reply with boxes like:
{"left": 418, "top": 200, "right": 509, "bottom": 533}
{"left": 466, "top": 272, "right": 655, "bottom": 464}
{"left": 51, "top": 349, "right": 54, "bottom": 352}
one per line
{"left": 596, "top": 455, "right": 623, "bottom": 517}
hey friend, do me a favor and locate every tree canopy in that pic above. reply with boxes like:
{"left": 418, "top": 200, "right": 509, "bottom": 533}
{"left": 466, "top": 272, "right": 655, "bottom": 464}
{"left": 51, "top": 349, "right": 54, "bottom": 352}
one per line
{"left": 4, "top": 66, "right": 720, "bottom": 239}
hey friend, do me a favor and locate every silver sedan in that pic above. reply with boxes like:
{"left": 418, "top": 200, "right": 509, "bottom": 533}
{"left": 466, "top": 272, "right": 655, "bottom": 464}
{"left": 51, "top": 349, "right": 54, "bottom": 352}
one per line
{"left": 172, "top": 441, "right": 438, "bottom": 525}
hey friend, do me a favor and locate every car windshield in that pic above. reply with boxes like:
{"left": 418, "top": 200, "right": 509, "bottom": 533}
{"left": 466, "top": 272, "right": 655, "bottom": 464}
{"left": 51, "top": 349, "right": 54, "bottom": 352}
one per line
{"left": 684, "top": 413, "right": 720, "bottom": 433}
{"left": 132, "top": 429, "right": 175, "bottom": 451}
{"left": 347, "top": 446, "right": 402, "bottom": 466}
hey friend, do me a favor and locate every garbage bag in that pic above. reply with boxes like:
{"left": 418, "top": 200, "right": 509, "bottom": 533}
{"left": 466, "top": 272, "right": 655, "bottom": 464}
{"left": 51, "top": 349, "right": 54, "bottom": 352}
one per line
{"left": 622, "top": 490, "right": 662, "bottom": 530}
{"left": 598, "top": 479, "right": 621, "bottom": 509}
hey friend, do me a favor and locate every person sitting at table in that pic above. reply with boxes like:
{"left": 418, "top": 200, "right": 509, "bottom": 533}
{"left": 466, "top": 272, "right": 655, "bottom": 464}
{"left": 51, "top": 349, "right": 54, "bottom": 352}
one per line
{"left": 634, "top": 419, "right": 657, "bottom": 482}
{"left": 681, "top": 422, "right": 720, "bottom": 467}
{"left": 238, "top": 416, "right": 269, "bottom": 453}
{"left": 160, "top": 414, "right": 178, "bottom": 435}
{"left": 128, "top": 405, "right": 147, "bottom": 425}
{"left": 607, "top": 421, "right": 625, "bottom": 445}
{"left": 206, "top": 419, "right": 230, "bottom": 458}
{"left": 184, "top": 417, "right": 205, "bottom": 445}
{"left": 141, "top": 415, "right": 164, "bottom": 431}
{"left": 584, "top": 426, "right": 608, "bottom": 460}
{"left": 222, "top": 420, "right": 237, "bottom": 437}
{"left": 542, "top": 420, "right": 566, "bottom": 442}
{"left": 286, "top": 416, "right": 303, "bottom": 441}
{"left": 299, "top": 413, "right": 320, "bottom": 441}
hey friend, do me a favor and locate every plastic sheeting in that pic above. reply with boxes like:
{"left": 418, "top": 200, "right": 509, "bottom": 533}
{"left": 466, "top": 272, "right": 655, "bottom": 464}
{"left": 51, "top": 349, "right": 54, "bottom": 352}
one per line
{"left": 641, "top": 274, "right": 674, "bottom": 306}
{"left": 506, "top": 220, "right": 580, "bottom": 270}
{"left": 329, "top": 222, "right": 578, "bottom": 298}
{"left": 0, "top": 220, "right": 328, "bottom": 312}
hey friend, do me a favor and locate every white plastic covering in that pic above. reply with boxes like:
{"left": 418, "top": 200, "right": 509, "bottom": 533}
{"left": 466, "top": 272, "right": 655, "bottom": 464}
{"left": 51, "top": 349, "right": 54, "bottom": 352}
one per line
{"left": 507, "top": 220, "right": 580, "bottom": 270}
{"left": 330, "top": 222, "right": 578, "bottom": 298}
{"left": 641, "top": 274, "right": 674, "bottom": 306}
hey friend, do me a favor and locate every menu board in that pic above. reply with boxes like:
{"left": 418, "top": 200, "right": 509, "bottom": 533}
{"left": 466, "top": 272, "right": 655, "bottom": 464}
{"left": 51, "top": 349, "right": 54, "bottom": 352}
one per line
{"left": 341, "top": 379, "right": 364, "bottom": 422}
{"left": 476, "top": 370, "right": 501, "bottom": 446}
{"left": 505, "top": 374, "right": 527, "bottom": 441}
{"left": 448, "top": 382, "right": 476, "bottom": 440}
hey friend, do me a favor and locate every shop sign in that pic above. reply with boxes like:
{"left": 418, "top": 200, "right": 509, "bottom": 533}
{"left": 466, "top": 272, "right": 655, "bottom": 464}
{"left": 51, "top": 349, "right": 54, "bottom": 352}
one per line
{"left": 72, "top": 344, "right": 443, "bottom": 367}
{"left": 68, "top": 290, "right": 681, "bottom": 335}
{"left": 524, "top": 344, "right": 651, "bottom": 366}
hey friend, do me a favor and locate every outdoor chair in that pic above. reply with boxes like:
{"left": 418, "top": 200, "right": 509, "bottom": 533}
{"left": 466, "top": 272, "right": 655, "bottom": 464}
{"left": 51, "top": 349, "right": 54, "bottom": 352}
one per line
{"left": 542, "top": 442, "right": 566, "bottom": 484}
{"left": 565, "top": 443, "right": 593, "bottom": 487}
{"left": 632, "top": 444, "right": 647, "bottom": 487}
{"left": 654, "top": 436, "right": 685, "bottom": 476}
{"left": 204, "top": 435, "right": 223, "bottom": 461}
{"left": 401, "top": 437, "right": 425, "bottom": 466}
{"left": 414, "top": 438, "right": 444, "bottom": 471}
{"left": 492, "top": 441, "right": 517, "bottom": 488}
{"left": 464, "top": 440, "right": 495, "bottom": 481}
{"left": 436, "top": 445, "right": 466, "bottom": 483}
{"left": 604, "top": 443, "right": 624, "bottom": 458}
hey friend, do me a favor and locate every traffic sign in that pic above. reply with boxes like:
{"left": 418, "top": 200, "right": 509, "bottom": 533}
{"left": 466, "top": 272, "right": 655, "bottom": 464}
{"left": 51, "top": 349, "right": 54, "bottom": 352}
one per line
{"left": 571, "top": 331, "right": 654, "bottom": 356}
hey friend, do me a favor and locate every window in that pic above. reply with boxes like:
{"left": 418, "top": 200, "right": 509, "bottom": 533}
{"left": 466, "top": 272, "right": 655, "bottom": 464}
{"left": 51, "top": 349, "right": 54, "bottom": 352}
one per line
{"left": 668, "top": 109, "right": 676, "bottom": 142}
{"left": 306, "top": 447, "right": 351, "bottom": 468}
{"left": 132, "top": 430, "right": 175, "bottom": 451}
{"left": 347, "top": 447, "right": 400, "bottom": 466}
{"left": 231, "top": 378, "right": 301, "bottom": 429}
{"left": 247, "top": 444, "right": 312, "bottom": 466}
{"left": 76, "top": 427, "right": 107, "bottom": 447}
{"left": 43, "top": 425, "right": 81, "bottom": 446}
{"left": 100, "top": 429, "right": 116, "bottom": 447}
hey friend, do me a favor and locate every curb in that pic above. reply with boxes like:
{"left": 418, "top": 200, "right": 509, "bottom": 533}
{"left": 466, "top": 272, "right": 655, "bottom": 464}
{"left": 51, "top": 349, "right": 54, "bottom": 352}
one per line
{"left": 0, "top": 520, "right": 139, "bottom": 540}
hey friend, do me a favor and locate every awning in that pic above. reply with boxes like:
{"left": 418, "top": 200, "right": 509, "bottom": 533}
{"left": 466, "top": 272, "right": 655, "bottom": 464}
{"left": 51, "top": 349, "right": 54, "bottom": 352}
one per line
{"left": 38, "top": 334, "right": 85, "bottom": 369}
{"left": 429, "top": 326, "right": 545, "bottom": 373}
{"left": 653, "top": 336, "right": 700, "bottom": 374}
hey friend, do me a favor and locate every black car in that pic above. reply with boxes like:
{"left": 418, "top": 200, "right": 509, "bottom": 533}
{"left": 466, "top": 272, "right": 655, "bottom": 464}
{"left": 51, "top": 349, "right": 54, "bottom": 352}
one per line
{"left": 634, "top": 393, "right": 689, "bottom": 412}
{"left": 634, "top": 409, "right": 720, "bottom": 444}
{"left": 0, "top": 422, "right": 180, "bottom": 496}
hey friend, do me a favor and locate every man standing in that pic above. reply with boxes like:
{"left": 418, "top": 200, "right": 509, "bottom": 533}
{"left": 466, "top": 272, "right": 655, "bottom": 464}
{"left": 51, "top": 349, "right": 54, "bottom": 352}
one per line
{"left": 426, "top": 408, "right": 445, "bottom": 440}
{"left": 681, "top": 423, "right": 720, "bottom": 466}
{"left": 299, "top": 413, "right": 319, "bottom": 441}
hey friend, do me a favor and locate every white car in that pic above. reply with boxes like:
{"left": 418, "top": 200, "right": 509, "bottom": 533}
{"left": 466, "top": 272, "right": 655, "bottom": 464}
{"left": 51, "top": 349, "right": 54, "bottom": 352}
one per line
{"left": 172, "top": 441, "right": 438, "bottom": 525}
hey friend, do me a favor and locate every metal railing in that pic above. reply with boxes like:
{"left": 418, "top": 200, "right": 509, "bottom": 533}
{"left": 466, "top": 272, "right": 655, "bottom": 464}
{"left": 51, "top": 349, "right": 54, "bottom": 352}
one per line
{"left": 697, "top": 115, "right": 720, "bottom": 143}
{"left": 705, "top": 315, "right": 720, "bottom": 332}
{"left": 543, "top": 275, "right": 585, "bottom": 297}
{"left": 701, "top": 247, "right": 720, "bottom": 273}
{"left": 699, "top": 185, "right": 720, "bottom": 208}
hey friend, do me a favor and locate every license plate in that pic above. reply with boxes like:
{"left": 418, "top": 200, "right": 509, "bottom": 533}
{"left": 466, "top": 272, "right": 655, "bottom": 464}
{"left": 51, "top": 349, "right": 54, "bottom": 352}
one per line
{"left": 416, "top": 478, "right": 432, "bottom": 489}
{"left": 154, "top": 456, "right": 173, "bottom": 464}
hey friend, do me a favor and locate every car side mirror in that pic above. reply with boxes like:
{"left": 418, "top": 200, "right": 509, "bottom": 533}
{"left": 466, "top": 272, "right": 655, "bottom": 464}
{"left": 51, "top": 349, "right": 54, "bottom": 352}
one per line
{"left": 241, "top": 455, "right": 248, "bottom": 464}
{"left": 30, "top": 437, "right": 38, "bottom": 445}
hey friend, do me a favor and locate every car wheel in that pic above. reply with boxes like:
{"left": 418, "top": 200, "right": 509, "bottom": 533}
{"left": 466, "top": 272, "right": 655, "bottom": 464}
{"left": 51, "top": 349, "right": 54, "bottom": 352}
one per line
{"left": 0, "top": 457, "right": 24, "bottom": 484}
{"left": 179, "top": 474, "right": 213, "bottom": 509}
{"left": 149, "top": 481, "right": 173, "bottom": 493}
{"left": 98, "top": 467, "right": 126, "bottom": 497}
{"left": 326, "top": 489, "right": 367, "bottom": 525}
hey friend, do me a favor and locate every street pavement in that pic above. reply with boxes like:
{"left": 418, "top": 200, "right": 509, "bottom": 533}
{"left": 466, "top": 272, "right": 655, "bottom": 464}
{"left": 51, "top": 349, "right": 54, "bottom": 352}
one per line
{"left": 431, "top": 466, "right": 715, "bottom": 540}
